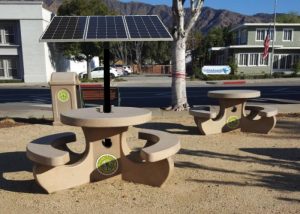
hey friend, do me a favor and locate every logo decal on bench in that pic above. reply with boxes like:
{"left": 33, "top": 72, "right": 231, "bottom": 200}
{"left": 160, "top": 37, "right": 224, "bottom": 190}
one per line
{"left": 227, "top": 116, "right": 240, "bottom": 129}
{"left": 57, "top": 89, "right": 70, "bottom": 103}
{"left": 96, "top": 154, "right": 118, "bottom": 176}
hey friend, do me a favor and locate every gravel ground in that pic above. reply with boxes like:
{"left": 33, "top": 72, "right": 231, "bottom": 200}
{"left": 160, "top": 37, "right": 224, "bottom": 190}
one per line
{"left": 0, "top": 113, "right": 299, "bottom": 213}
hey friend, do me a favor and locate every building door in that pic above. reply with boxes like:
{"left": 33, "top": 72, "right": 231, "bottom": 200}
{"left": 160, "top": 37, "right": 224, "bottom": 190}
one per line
{"left": 0, "top": 57, "right": 18, "bottom": 79}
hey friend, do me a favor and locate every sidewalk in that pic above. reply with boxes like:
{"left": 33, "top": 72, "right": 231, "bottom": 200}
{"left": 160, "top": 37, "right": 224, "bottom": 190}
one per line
{"left": 1, "top": 102, "right": 300, "bottom": 120}
{"left": 0, "top": 76, "right": 299, "bottom": 88}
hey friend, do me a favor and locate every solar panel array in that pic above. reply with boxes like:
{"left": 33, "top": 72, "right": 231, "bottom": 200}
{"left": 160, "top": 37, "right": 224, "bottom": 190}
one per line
{"left": 40, "top": 15, "right": 172, "bottom": 42}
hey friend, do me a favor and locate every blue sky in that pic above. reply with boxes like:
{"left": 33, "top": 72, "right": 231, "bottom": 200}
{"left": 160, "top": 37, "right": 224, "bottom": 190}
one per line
{"left": 120, "top": 0, "right": 300, "bottom": 15}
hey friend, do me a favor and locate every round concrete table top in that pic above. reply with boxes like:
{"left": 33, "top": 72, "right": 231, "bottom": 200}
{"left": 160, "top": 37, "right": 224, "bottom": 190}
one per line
{"left": 208, "top": 90, "right": 261, "bottom": 99}
{"left": 60, "top": 107, "right": 152, "bottom": 128}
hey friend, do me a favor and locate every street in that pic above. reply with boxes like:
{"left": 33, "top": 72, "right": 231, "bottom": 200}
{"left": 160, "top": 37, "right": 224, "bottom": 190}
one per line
{"left": 0, "top": 79, "right": 300, "bottom": 108}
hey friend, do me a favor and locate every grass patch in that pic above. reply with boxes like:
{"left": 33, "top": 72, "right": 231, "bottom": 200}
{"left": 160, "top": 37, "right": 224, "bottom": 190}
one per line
{"left": 0, "top": 117, "right": 52, "bottom": 128}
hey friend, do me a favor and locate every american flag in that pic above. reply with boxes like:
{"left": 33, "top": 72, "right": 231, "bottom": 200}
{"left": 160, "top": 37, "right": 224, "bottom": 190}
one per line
{"left": 263, "top": 29, "right": 271, "bottom": 59}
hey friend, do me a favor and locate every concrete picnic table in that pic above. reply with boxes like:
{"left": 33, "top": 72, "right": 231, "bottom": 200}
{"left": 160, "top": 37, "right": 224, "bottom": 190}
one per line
{"left": 27, "top": 106, "right": 180, "bottom": 193}
{"left": 190, "top": 90, "right": 278, "bottom": 135}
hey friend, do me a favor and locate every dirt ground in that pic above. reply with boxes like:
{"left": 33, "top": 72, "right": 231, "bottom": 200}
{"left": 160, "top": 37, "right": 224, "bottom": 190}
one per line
{"left": 0, "top": 113, "right": 299, "bottom": 213}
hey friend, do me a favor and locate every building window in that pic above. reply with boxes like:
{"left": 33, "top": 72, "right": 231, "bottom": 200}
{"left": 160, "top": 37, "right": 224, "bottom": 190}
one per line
{"left": 294, "top": 55, "right": 300, "bottom": 64}
{"left": 280, "top": 56, "right": 287, "bottom": 69}
{"left": 286, "top": 55, "right": 292, "bottom": 69}
{"left": 0, "top": 58, "right": 18, "bottom": 78}
{"left": 0, "top": 60, "right": 4, "bottom": 77}
{"left": 249, "top": 53, "right": 259, "bottom": 66}
{"left": 240, "top": 29, "right": 247, "bottom": 44}
{"left": 273, "top": 55, "right": 279, "bottom": 69}
{"left": 239, "top": 54, "right": 248, "bottom": 66}
{"left": 283, "top": 29, "right": 293, "bottom": 41}
{"left": 260, "top": 54, "right": 269, "bottom": 66}
{"left": 0, "top": 25, "right": 16, "bottom": 45}
{"left": 7, "top": 58, "right": 17, "bottom": 77}
{"left": 256, "top": 28, "right": 274, "bottom": 41}
{"left": 216, "top": 54, "right": 224, "bottom": 65}
{"left": 273, "top": 54, "right": 293, "bottom": 70}
{"left": 256, "top": 29, "right": 265, "bottom": 41}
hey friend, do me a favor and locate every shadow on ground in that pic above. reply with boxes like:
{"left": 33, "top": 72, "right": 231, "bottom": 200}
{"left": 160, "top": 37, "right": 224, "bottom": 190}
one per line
{"left": 136, "top": 122, "right": 199, "bottom": 135}
{"left": 256, "top": 119, "right": 300, "bottom": 140}
{"left": 176, "top": 148, "right": 300, "bottom": 194}
{"left": 0, "top": 151, "right": 45, "bottom": 194}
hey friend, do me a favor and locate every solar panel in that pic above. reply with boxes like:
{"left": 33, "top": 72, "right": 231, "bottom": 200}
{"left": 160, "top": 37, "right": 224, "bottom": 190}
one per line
{"left": 125, "top": 15, "right": 172, "bottom": 41}
{"left": 40, "top": 15, "right": 172, "bottom": 42}
{"left": 41, "top": 16, "right": 87, "bottom": 41}
{"left": 86, "top": 16, "right": 128, "bottom": 41}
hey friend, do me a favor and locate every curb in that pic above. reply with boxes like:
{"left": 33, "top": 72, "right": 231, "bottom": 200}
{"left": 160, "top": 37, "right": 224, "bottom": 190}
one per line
{"left": 205, "top": 80, "right": 247, "bottom": 85}
{"left": 223, "top": 80, "right": 246, "bottom": 85}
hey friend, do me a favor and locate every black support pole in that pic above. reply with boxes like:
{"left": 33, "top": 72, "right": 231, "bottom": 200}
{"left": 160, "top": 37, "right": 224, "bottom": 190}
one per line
{"left": 104, "top": 42, "right": 111, "bottom": 113}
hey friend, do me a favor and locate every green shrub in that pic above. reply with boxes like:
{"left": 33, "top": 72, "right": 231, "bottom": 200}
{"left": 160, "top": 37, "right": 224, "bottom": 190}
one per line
{"left": 0, "top": 79, "right": 23, "bottom": 83}
{"left": 227, "top": 57, "right": 238, "bottom": 75}
{"left": 293, "top": 61, "right": 300, "bottom": 74}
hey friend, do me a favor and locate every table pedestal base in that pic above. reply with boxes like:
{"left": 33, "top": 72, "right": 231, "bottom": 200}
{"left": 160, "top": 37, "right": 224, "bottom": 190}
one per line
{"left": 192, "top": 99, "right": 277, "bottom": 135}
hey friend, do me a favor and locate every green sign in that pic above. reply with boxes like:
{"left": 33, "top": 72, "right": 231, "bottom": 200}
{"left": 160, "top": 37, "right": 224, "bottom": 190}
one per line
{"left": 57, "top": 89, "right": 70, "bottom": 103}
{"left": 227, "top": 116, "right": 240, "bottom": 129}
{"left": 96, "top": 154, "right": 118, "bottom": 176}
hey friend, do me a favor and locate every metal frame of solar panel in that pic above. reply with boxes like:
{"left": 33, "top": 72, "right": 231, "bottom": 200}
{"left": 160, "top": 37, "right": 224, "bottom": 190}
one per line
{"left": 40, "top": 15, "right": 173, "bottom": 42}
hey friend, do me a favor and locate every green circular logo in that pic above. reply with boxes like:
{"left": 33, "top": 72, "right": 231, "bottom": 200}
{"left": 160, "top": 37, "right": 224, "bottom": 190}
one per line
{"left": 96, "top": 154, "right": 118, "bottom": 176}
{"left": 227, "top": 116, "right": 240, "bottom": 129}
{"left": 57, "top": 89, "right": 70, "bottom": 103}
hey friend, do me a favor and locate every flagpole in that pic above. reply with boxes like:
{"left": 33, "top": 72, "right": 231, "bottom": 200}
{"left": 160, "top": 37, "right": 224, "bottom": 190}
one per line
{"left": 270, "top": 0, "right": 278, "bottom": 76}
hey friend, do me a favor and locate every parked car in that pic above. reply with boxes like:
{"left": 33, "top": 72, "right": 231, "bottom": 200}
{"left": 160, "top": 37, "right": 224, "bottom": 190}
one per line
{"left": 112, "top": 65, "right": 125, "bottom": 76}
{"left": 79, "top": 66, "right": 120, "bottom": 79}
{"left": 123, "top": 65, "right": 133, "bottom": 75}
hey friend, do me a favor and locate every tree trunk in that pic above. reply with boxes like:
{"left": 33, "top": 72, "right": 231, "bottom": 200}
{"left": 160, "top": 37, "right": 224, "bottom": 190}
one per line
{"left": 170, "top": 0, "right": 204, "bottom": 111}
{"left": 171, "top": 38, "right": 188, "bottom": 110}
{"left": 87, "top": 58, "right": 92, "bottom": 80}
{"left": 135, "top": 42, "right": 143, "bottom": 73}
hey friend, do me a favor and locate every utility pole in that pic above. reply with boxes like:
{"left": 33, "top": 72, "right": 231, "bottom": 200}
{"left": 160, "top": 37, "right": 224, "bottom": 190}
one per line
{"left": 270, "top": 0, "right": 278, "bottom": 76}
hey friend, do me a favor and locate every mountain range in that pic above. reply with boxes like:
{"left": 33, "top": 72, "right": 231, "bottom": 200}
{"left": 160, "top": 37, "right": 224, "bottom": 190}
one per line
{"left": 42, "top": 0, "right": 274, "bottom": 33}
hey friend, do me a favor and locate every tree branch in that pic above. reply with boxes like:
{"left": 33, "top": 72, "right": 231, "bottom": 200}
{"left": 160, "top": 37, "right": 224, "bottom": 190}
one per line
{"left": 185, "top": 0, "right": 204, "bottom": 36}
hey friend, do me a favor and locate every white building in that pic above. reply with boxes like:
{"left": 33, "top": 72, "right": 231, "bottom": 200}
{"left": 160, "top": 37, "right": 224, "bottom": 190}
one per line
{"left": 0, "top": 1, "right": 91, "bottom": 83}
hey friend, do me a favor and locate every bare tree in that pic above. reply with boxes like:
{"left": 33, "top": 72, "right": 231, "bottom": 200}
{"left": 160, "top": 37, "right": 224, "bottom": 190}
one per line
{"left": 134, "top": 41, "right": 144, "bottom": 73}
{"left": 111, "top": 42, "right": 128, "bottom": 64}
{"left": 170, "top": 0, "right": 204, "bottom": 111}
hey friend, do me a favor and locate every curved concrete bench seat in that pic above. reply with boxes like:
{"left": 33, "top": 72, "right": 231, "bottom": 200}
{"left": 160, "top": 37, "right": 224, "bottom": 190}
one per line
{"left": 138, "top": 129, "right": 181, "bottom": 162}
{"left": 121, "top": 129, "right": 180, "bottom": 187}
{"left": 189, "top": 107, "right": 218, "bottom": 119}
{"left": 26, "top": 132, "right": 76, "bottom": 166}
{"left": 189, "top": 106, "right": 224, "bottom": 135}
{"left": 242, "top": 105, "right": 278, "bottom": 134}
{"left": 245, "top": 105, "right": 278, "bottom": 117}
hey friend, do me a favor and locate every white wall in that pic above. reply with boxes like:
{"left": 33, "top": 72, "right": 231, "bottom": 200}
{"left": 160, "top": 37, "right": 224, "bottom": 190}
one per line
{"left": 0, "top": 1, "right": 101, "bottom": 83}
{"left": 0, "top": 1, "right": 54, "bottom": 83}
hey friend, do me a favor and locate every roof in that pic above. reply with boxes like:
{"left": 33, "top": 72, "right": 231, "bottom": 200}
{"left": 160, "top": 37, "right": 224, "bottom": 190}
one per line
{"left": 0, "top": 1, "right": 43, "bottom": 5}
{"left": 230, "top": 23, "right": 300, "bottom": 32}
